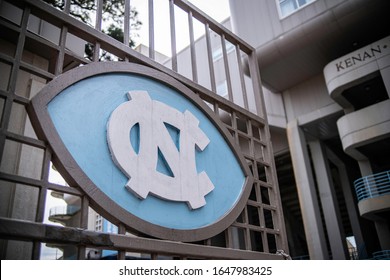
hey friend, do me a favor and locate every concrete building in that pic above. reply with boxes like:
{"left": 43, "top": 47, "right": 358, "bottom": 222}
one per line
{"left": 229, "top": 0, "right": 390, "bottom": 259}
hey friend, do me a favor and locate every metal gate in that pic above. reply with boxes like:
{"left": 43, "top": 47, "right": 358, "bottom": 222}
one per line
{"left": 0, "top": 0, "right": 287, "bottom": 260}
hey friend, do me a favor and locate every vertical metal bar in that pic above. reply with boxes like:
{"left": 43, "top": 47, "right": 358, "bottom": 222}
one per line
{"left": 242, "top": 206, "right": 250, "bottom": 250}
{"left": 36, "top": 148, "right": 52, "bottom": 223}
{"left": 231, "top": 111, "right": 239, "bottom": 145}
{"left": 93, "top": 0, "right": 103, "bottom": 62}
{"left": 262, "top": 232, "right": 269, "bottom": 253}
{"left": 236, "top": 45, "right": 249, "bottom": 110}
{"left": 188, "top": 11, "right": 198, "bottom": 83}
{"left": 272, "top": 210, "right": 282, "bottom": 251}
{"left": 262, "top": 214, "right": 269, "bottom": 253}
{"left": 33, "top": 144, "right": 49, "bottom": 261}
{"left": 123, "top": 0, "right": 131, "bottom": 61}
{"left": 64, "top": 0, "right": 71, "bottom": 14}
{"left": 77, "top": 195, "right": 89, "bottom": 260}
{"left": 55, "top": 26, "right": 68, "bottom": 75}
{"left": 221, "top": 34, "right": 233, "bottom": 102}
{"left": 93, "top": 41, "right": 101, "bottom": 62}
{"left": 247, "top": 119, "right": 255, "bottom": 157}
{"left": 226, "top": 227, "right": 233, "bottom": 249}
{"left": 62, "top": 0, "right": 71, "bottom": 68}
{"left": 222, "top": 229, "right": 229, "bottom": 248}
{"left": 148, "top": 0, "right": 155, "bottom": 60}
{"left": 241, "top": 200, "right": 252, "bottom": 251}
{"left": 245, "top": 228, "right": 251, "bottom": 251}
{"left": 169, "top": 0, "right": 177, "bottom": 71}
{"left": 95, "top": 0, "right": 103, "bottom": 31}
{"left": 247, "top": 51, "right": 264, "bottom": 117}
{"left": 124, "top": 0, "right": 130, "bottom": 45}
{"left": 213, "top": 101, "right": 219, "bottom": 117}
{"left": 32, "top": 185, "right": 47, "bottom": 259}
{"left": 80, "top": 196, "right": 89, "bottom": 229}
{"left": 117, "top": 223, "right": 126, "bottom": 260}
{"left": 205, "top": 23, "right": 216, "bottom": 93}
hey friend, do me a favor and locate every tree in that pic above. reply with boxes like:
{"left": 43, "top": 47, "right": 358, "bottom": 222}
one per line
{"left": 43, "top": 0, "right": 142, "bottom": 60}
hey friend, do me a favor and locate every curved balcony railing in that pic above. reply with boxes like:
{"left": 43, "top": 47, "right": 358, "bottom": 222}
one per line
{"left": 49, "top": 205, "right": 80, "bottom": 219}
{"left": 354, "top": 170, "right": 390, "bottom": 202}
{"left": 372, "top": 250, "right": 390, "bottom": 260}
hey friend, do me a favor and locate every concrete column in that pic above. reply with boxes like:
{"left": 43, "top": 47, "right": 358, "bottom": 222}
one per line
{"left": 326, "top": 147, "right": 367, "bottom": 258}
{"left": 309, "top": 141, "right": 348, "bottom": 259}
{"left": 375, "top": 220, "right": 390, "bottom": 250}
{"left": 286, "top": 119, "right": 329, "bottom": 259}
{"left": 356, "top": 156, "right": 390, "bottom": 256}
{"left": 358, "top": 159, "right": 372, "bottom": 177}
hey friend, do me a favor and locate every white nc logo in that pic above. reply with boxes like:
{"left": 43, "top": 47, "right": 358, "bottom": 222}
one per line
{"left": 107, "top": 91, "right": 214, "bottom": 209}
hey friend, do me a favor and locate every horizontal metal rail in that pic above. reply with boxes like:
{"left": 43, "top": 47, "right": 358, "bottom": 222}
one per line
{"left": 0, "top": 217, "right": 284, "bottom": 260}
{"left": 354, "top": 170, "right": 390, "bottom": 201}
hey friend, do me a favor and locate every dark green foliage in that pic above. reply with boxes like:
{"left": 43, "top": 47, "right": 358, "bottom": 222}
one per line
{"left": 43, "top": 0, "right": 142, "bottom": 60}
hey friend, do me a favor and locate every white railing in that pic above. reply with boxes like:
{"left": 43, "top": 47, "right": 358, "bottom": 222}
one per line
{"left": 354, "top": 170, "right": 390, "bottom": 201}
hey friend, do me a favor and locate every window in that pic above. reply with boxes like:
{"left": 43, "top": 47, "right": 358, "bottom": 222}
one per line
{"left": 278, "top": 0, "right": 315, "bottom": 18}
{"left": 95, "top": 215, "right": 103, "bottom": 232}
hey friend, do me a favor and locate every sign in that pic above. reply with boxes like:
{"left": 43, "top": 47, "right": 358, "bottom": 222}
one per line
{"left": 107, "top": 90, "right": 214, "bottom": 210}
{"left": 333, "top": 45, "right": 384, "bottom": 73}
{"left": 28, "top": 62, "right": 253, "bottom": 241}
{"left": 324, "top": 36, "right": 390, "bottom": 97}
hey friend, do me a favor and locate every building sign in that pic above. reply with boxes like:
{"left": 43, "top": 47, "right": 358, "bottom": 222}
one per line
{"left": 334, "top": 45, "right": 383, "bottom": 72}
{"left": 326, "top": 36, "right": 389, "bottom": 75}
{"left": 28, "top": 62, "right": 253, "bottom": 241}
{"left": 324, "top": 36, "right": 390, "bottom": 98}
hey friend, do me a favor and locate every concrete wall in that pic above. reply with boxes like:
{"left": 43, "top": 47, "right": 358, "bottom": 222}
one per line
{"left": 282, "top": 74, "right": 338, "bottom": 122}
{"left": 263, "top": 87, "right": 286, "bottom": 129}
{"left": 337, "top": 99, "right": 390, "bottom": 160}
{"left": 229, "top": 0, "right": 346, "bottom": 48}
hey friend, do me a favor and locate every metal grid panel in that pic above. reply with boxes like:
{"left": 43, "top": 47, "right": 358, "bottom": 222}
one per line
{"left": 0, "top": 0, "right": 287, "bottom": 259}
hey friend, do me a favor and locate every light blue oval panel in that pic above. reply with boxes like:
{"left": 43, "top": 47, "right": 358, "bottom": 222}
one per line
{"left": 48, "top": 73, "right": 245, "bottom": 230}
